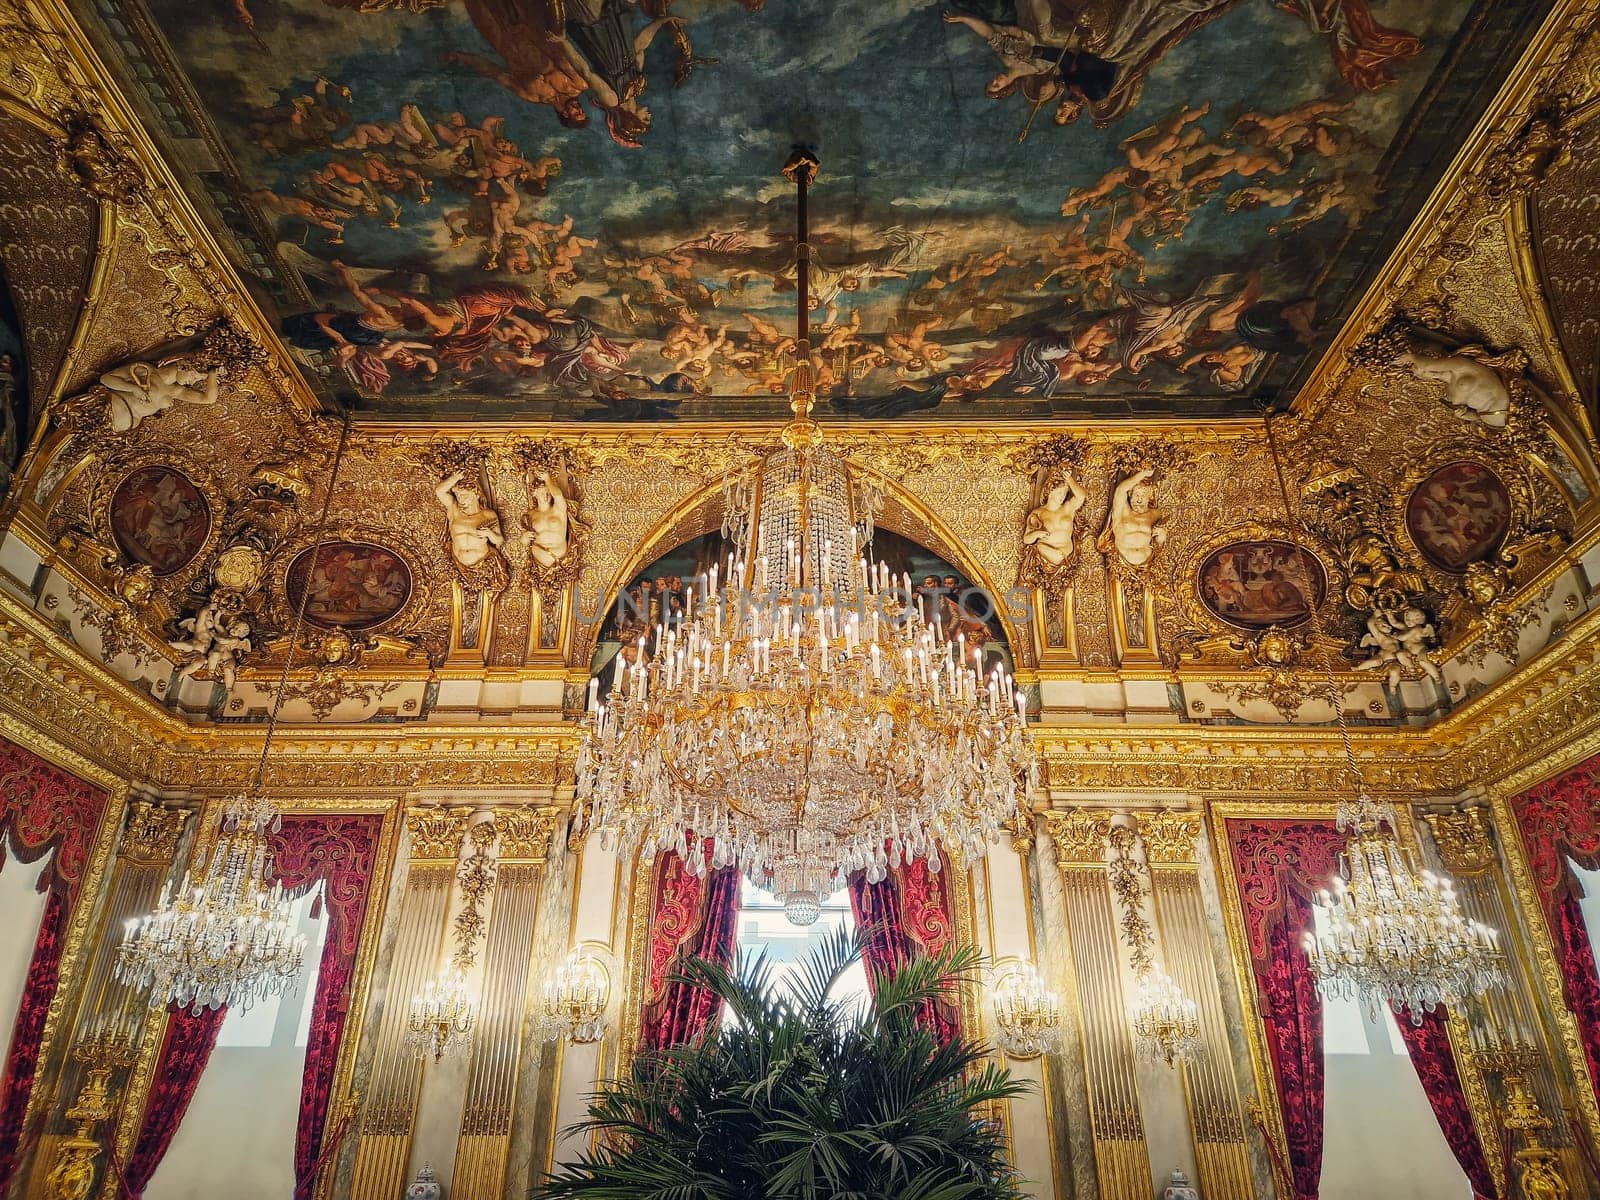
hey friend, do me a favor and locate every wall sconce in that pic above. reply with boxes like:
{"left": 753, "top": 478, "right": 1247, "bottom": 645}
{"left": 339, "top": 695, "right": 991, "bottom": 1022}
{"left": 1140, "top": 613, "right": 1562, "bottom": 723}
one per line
{"left": 989, "top": 958, "right": 1061, "bottom": 1058}
{"left": 541, "top": 945, "right": 612, "bottom": 1044}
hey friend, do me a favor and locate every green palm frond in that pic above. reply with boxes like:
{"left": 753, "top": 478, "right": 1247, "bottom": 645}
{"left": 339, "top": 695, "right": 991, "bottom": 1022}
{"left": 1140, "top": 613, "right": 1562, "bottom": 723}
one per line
{"left": 537, "top": 926, "right": 1030, "bottom": 1200}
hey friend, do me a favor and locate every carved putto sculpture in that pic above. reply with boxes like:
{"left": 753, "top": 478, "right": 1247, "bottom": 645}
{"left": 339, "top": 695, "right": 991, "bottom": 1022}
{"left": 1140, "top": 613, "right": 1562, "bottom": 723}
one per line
{"left": 435, "top": 469, "right": 505, "bottom": 568}
{"left": 519, "top": 469, "right": 571, "bottom": 568}
{"left": 1393, "top": 346, "right": 1511, "bottom": 429}
{"left": 1097, "top": 467, "right": 1168, "bottom": 568}
{"left": 169, "top": 600, "right": 252, "bottom": 693}
{"left": 99, "top": 357, "right": 222, "bottom": 432}
{"left": 1022, "top": 471, "right": 1086, "bottom": 572}
{"left": 1355, "top": 604, "right": 1442, "bottom": 691}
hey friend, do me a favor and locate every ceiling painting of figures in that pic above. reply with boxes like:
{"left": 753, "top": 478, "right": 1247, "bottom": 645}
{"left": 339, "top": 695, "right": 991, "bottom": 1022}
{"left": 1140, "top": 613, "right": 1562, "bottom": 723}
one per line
{"left": 81, "top": 0, "right": 1547, "bottom": 420}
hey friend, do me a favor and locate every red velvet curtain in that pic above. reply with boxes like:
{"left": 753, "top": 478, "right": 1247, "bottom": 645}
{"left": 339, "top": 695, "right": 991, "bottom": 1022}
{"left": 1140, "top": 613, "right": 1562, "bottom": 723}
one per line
{"left": 123, "top": 1007, "right": 226, "bottom": 1193}
{"left": 0, "top": 737, "right": 108, "bottom": 1188}
{"left": 1395, "top": 1008, "right": 1498, "bottom": 1200}
{"left": 640, "top": 849, "right": 740, "bottom": 1051}
{"left": 1226, "top": 818, "right": 1345, "bottom": 1200}
{"left": 1510, "top": 755, "right": 1600, "bottom": 1110}
{"left": 125, "top": 812, "right": 382, "bottom": 1197}
{"left": 846, "top": 857, "right": 959, "bottom": 1041}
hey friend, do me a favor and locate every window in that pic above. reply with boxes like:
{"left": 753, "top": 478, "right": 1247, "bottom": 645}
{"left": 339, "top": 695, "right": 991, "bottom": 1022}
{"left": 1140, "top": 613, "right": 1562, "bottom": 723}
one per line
{"left": 215, "top": 885, "right": 327, "bottom": 1049}
{"left": 731, "top": 879, "right": 870, "bottom": 1013}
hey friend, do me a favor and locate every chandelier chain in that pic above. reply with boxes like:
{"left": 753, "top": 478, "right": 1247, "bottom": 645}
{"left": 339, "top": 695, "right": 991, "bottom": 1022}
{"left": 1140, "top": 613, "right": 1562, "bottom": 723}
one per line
{"left": 253, "top": 411, "right": 352, "bottom": 794}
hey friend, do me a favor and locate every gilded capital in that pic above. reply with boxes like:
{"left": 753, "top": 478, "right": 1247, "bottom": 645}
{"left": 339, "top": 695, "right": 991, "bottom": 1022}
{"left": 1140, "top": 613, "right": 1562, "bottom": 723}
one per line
{"left": 118, "top": 801, "right": 191, "bottom": 867}
{"left": 1042, "top": 809, "right": 1112, "bottom": 867}
{"left": 1423, "top": 806, "right": 1498, "bottom": 878}
{"left": 1138, "top": 809, "right": 1203, "bottom": 869}
{"left": 404, "top": 805, "right": 474, "bottom": 865}
{"left": 494, "top": 805, "right": 560, "bottom": 864}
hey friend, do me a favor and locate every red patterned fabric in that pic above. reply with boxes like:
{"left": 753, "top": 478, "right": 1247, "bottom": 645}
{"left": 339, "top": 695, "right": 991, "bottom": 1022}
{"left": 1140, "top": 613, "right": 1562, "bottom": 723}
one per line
{"left": 0, "top": 737, "right": 108, "bottom": 1188}
{"left": 0, "top": 892, "right": 66, "bottom": 1186}
{"left": 1226, "top": 818, "right": 1345, "bottom": 1200}
{"left": 1510, "top": 755, "right": 1600, "bottom": 1109}
{"left": 270, "top": 814, "right": 382, "bottom": 1194}
{"left": 847, "top": 863, "right": 959, "bottom": 1043}
{"left": 126, "top": 812, "right": 383, "bottom": 1196}
{"left": 1550, "top": 892, "right": 1600, "bottom": 1108}
{"left": 643, "top": 849, "right": 710, "bottom": 1007}
{"left": 124, "top": 1006, "right": 227, "bottom": 1194}
{"left": 641, "top": 858, "right": 739, "bottom": 1050}
{"left": 1395, "top": 1008, "right": 1498, "bottom": 1200}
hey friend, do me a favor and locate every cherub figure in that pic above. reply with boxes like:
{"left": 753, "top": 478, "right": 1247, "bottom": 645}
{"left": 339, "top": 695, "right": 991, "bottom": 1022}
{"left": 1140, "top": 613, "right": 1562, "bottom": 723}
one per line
{"left": 171, "top": 602, "right": 252, "bottom": 693}
{"left": 1022, "top": 471, "right": 1087, "bottom": 570}
{"left": 1356, "top": 605, "right": 1442, "bottom": 690}
{"left": 1096, "top": 467, "right": 1168, "bottom": 568}
{"left": 520, "top": 470, "right": 571, "bottom": 569}
{"left": 98, "top": 357, "right": 222, "bottom": 433}
{"left": 435, "top": 470, "right": 505, "bottom": 568}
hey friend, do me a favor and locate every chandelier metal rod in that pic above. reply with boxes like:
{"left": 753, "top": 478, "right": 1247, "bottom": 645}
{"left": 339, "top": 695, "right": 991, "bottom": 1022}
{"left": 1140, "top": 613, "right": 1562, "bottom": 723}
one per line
{"left": 251, "top": 412, "right": 352, "bottom": 795}
{"left": 1262, "top": 409, "right": 1362, "bottom": 790}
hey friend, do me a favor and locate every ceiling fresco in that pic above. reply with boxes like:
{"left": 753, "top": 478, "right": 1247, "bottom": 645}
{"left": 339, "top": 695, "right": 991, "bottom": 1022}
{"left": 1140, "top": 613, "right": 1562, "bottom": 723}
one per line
{"left": 84, "top": 0, "right": 1547, "bottom": 421}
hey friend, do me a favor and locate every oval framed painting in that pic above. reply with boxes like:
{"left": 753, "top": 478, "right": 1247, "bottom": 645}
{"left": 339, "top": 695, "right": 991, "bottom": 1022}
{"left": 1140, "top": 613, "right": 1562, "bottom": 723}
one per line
{"left": 1197, "top": 540, "right": 1326, "bottom": 631}
{"left": 109, "top": 466, "right": 211, "bottom": 576}
{"left": 1405, "top": 461, "right": 1511, "bottom": 574}
{"left": 285, "top": 541, "right": 412, "bottom": 631}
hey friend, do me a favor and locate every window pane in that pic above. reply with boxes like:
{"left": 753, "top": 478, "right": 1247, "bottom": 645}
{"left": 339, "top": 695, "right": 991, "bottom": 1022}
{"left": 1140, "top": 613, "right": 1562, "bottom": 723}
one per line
{"left": 733, "top": 880, "right": 869, "bottom": 1011}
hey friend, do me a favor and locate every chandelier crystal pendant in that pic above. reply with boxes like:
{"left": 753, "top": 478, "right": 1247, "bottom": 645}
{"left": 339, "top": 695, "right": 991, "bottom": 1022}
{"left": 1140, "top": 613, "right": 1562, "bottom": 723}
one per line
{"left": 575, "top": 149, "right": 1036, "bottom": 925}
{"left": 1130, "top": 968, "right": 1201, "bottom": 1066}
{"left": 116, "top": 794, "right": 306, "bottom": 1011}
{"left": 1302, "top": 791, "right": 1505, "bottom": 1018}
{"left": 116, "top": 420, "right": 353, "bottom": 1013}
{"left": 406, "top": 968, "right": 475, "bottom": 1063}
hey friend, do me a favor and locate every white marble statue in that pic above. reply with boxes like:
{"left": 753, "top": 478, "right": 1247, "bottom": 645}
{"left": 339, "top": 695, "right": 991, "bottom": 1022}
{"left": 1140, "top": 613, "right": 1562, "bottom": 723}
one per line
{"left": 435, "top": 470, "right": 505, "bottom": 569}
{"left": 99, "top": 357, "right": 221, "bottom": 433}
{"left": 1356, "top": 605, "right": 1443, "bottom": 691}
{"left": 1097, "top": 467, "right": 1169, "bottom": 568}
{"left": 1393, "top": 348, "right": 1511, "bottom": 429}
{"left": 520, "top": 470, "right": 571, "bottom": 569}
{"left": 170, "top": 601, "right": 252, "bottom": 693}
{"left": 1021, "top": 472, "right": 1087, "bottom": 570}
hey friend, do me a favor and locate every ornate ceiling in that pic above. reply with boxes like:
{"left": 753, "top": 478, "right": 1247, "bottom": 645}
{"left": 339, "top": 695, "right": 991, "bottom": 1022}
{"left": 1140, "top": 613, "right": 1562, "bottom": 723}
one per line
{"left": 72, "top": 0, "right": 1547, "bottom": 421}
{"left": 0, "top": 0, "right": 1597, "bottom": 770}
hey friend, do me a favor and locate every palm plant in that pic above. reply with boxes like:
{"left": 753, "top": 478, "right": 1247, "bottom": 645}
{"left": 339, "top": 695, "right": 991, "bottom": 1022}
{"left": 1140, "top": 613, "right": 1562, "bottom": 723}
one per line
{"left": 537, "top": 927, "right": 1029, "bottom": 1200}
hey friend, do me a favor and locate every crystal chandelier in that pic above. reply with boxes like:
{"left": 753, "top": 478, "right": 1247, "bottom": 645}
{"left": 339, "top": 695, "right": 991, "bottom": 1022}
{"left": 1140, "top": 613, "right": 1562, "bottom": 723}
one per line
{"left": 576, "top": 150, "right": 1035, "bottom": 925}
{"left": 117, "top": 421, "right": 354, "bottom": 1012}
{"left": 1303, "top": 791, "right": 1505, "bottom": 1017}
{"left": 116, "top": 794, "right": 305, "bottom": 1011}
{"left": 1130, "top": 969, "right": 1201, "bottom": 1066}
{"left": 407, "top": 968, "right": 475, "bottom": 1063}
{"left": 540, "top": 948, "right": 612, "bottom": 1044}
{"left": 989, "top": 960, "right": 1061, "bottom": 1058}
{"left": 1259, "top": 415, "right": 1505, "bottom": 1018}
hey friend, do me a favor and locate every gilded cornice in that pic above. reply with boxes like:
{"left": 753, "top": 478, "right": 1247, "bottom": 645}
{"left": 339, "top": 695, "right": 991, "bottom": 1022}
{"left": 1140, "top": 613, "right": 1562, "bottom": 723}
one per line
{"left": 11, "top": 558, "right": 1600, "bottom": 801}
